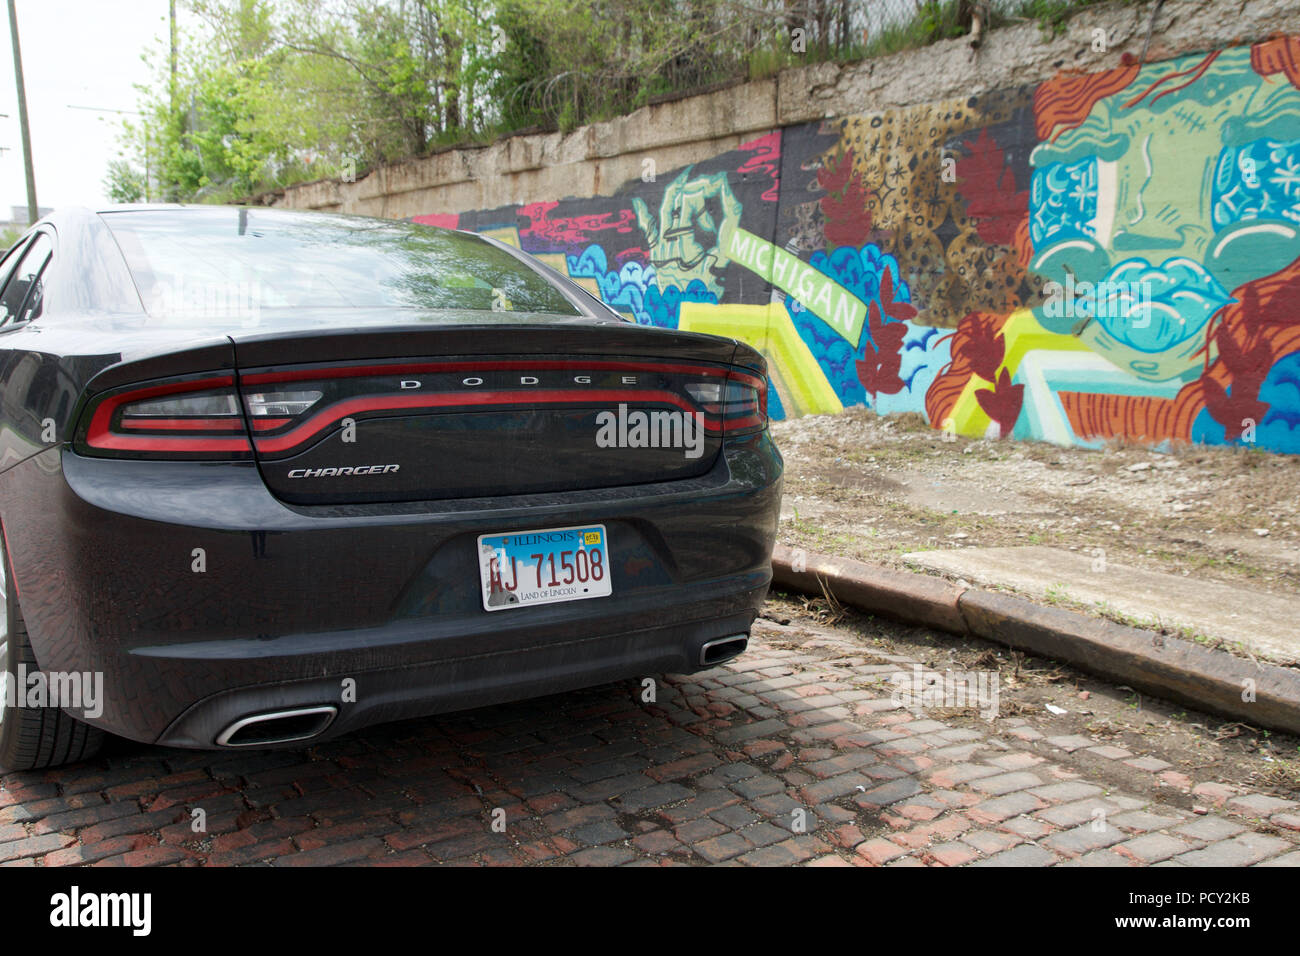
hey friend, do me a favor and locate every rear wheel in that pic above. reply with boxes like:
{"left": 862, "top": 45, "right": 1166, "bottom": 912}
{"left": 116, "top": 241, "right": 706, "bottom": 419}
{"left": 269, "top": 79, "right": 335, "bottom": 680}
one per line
{"left": 0, "top": 535, "right": 104, "bottom": 772}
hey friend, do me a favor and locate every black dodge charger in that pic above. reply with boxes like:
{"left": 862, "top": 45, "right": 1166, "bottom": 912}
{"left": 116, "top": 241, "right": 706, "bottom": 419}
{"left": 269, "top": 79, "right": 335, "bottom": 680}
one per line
{"left": 0, "top": 205, "right": 781, "bottom": 770}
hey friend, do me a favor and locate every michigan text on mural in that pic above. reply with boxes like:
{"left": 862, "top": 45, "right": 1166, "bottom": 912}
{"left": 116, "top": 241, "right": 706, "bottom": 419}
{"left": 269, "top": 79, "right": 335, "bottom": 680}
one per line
{"left": 726, "top": 227, "right": 867, "bottom": 343}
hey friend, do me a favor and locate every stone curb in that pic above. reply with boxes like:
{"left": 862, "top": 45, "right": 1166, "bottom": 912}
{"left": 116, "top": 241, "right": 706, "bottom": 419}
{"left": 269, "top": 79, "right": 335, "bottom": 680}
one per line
{"left": 771, "top": 544, "right": 1300, "bottom": 736}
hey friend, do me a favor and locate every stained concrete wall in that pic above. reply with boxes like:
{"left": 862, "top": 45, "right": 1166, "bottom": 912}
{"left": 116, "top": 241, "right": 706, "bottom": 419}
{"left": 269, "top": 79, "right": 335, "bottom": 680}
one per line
{"left": 271, "top": 0, "right": 1300, "bottom": 453}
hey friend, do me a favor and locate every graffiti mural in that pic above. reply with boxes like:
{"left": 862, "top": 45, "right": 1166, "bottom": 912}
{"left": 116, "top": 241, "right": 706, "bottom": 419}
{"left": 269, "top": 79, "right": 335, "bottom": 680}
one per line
{"left": 414, "top": 37, "right": 1300, "bottom": 454}
{"left": 930, "top": 41, "right": 1300, "bottom": 452}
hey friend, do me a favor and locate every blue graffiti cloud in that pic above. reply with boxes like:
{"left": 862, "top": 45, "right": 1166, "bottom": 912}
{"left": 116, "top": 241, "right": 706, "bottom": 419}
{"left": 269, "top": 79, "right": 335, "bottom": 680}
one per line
{"left": 644, "top": 280, "right": 717, "bottom": 329}
{"left": 566, "top": 243, "right": 714, "bottom": 328}
{"left": 1212, "top": 137, "right": 1300, "bottom": 229}
{"left": 1091, "top": 257, "right": 1232, "bottom": 353}
{"left": 1191, "top": 350, "right": 1300, "bottom": 453}
{"left": 877, "top": 325, "right": 950, "bottom": 418}
{"left": 567, "top": 245, "right": 654, "bottom": 323}
{"left": 1030, "top": 157, "right": 1099, "bottom": 248}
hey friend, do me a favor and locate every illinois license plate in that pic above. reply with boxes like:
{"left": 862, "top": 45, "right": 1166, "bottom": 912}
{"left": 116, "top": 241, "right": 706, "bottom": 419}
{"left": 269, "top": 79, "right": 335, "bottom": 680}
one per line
{"left": 477, "top": 524, "right": 611, "bottom": 611}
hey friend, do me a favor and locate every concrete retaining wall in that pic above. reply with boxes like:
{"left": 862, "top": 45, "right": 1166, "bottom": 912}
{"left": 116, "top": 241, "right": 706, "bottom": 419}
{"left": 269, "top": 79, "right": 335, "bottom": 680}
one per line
{"left": 272, "top": 0, "right": 1300, "bottom": 454}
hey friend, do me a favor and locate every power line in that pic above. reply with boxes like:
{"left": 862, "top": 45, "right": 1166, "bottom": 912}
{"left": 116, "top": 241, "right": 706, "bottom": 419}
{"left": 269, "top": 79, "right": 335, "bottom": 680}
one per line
{"left": 67, "top": 104, "right": 144, "bottom": 115}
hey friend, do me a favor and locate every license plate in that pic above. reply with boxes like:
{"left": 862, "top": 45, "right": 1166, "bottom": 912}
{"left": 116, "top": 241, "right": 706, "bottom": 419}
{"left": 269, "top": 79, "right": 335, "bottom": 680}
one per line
{"left": 477, "top": 524, "right": 612, "bottom": 611}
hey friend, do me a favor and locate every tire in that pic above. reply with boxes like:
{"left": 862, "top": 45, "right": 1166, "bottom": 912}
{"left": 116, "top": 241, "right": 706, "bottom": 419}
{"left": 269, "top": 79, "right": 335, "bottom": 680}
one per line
{"left": 0, "top": 532, "right": 104, "bottom": 772}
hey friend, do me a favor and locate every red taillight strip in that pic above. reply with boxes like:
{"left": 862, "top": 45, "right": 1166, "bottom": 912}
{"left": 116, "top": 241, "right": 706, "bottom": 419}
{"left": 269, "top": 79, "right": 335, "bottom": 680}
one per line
{"left": 120, "top": 418, "right": 245, "bottom": 434}
{"left": 118, "top": 416, "right": 290, "bottom": 432}
{"left": 253, "top": 388, "right": 722, "bottom": 453}
{"left": 240, "top": 359, "right": 732, "bottom": 387}
{"left": 85, "top": 376, "right": 252, "bottom": 452}
{"left": 88, "top": 433, "right": 252, "bottom": 452}
{"left": 728, "top": 371, "right": 763, "bottom": 387}
{"left": 84, "top": 361, "right": 767, "bottom": 455}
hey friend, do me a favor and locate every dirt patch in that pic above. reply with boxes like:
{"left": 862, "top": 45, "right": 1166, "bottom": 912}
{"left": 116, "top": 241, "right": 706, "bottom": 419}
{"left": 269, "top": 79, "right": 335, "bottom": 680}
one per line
{"left": 771, "top": 408, "right": 1300, "bottom": 597}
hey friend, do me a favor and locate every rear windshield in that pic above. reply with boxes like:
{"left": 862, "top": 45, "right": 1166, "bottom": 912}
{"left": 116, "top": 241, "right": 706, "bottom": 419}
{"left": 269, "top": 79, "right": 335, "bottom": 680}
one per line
{"left": 102, "top": 208, "right": 581, "bottom": 317}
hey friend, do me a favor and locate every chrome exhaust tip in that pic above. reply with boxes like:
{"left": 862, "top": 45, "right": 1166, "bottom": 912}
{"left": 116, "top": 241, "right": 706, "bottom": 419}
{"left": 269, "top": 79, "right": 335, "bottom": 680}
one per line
{"left": 216, "top": 705, "right": 338, "bottom": 747}
{"left": 699, "top": 634, "right": 748, "bottom": 667}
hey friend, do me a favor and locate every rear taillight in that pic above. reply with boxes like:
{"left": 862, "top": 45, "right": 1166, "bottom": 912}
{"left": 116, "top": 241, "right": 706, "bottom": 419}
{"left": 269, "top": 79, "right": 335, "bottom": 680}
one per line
{"left": 244, "top": 389, "right": 322, "bottom": 418}
{"left": 718, "top": 371, "right": 767, "bottom": 435}
{"left": 81, "top": 376, "right": 253, "bottom": 458}
{"left": 80, "top": 375, "right": 330, "bottom": 458}
{"left": 685, "top": 381, "right": 723, "bottom": 404}
{"left": 78, "top": 360, "right": 765, "bottom": 460}
{"left": 123, "top": 392, "right": 241, "bottom": 418}
{"left": 686, "top": 372, "right": 766, "bottom": 434}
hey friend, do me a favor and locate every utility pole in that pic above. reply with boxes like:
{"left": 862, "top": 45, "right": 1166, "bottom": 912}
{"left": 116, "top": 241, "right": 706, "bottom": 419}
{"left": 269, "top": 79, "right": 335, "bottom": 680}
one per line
{"left": 7, "top": 0, "right": 37, "bottom": 224}
{"left": 169, "top": 0, "right": 177, "bottom": 110}
{"left": 167, "top": 0, "right": 178, "bottom": 202}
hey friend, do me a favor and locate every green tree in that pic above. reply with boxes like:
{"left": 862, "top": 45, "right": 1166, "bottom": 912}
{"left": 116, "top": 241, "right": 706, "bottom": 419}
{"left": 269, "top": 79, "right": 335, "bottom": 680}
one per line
{"left": 103, "top": 159, "right": 147, "bottom": 204}
{"left": 110, "top": 1, "right": 880, "bottom": 202}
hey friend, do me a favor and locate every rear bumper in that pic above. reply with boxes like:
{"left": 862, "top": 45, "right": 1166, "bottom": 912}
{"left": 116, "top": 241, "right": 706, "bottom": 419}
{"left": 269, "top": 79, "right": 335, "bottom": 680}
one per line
{"left": 0, "top": 433, "right": 782, "bottom": 747}
{"left": 157, "top": 606, "right": 759, "bottom": 749}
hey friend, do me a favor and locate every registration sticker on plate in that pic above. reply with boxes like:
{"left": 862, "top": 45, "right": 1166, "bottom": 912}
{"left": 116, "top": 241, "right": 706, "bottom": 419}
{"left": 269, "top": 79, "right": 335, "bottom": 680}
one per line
{"left": 477, "top": 524, "right": 611, "bottom": 611}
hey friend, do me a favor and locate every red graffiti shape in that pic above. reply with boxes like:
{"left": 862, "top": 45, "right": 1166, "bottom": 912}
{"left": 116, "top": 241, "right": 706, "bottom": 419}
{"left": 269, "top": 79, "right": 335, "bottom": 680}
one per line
{"left": 737, "top": 131, "right": 782, "bottom": 202}
{"left": 1252, "top": 35, "right": 1300, "bottom": 89}
{"left": 878, "top": 268, "right": 917, "bottom": 323}
{"left": 975, "top": 368, "right": 1024, "bottom": 438}
{"left": 412, "top": 213, "right": 459, "bottom": 229}
{"left": 818, "top": 149, "right": 872, "bottom": 250}
{"left": 856, "top": 273, "right": 914, "bottom": 397}
{"left": 958, "top": 129, "right": 1028, "bottom": 248}
{"left": 519, "top": 202, "right": 636, "bottom": 245}
{"left": 856, "top": 301, "right": 908, "bottom": 397}
{"left": 1035, "top": 62, "right": 1140, "bottom": 142}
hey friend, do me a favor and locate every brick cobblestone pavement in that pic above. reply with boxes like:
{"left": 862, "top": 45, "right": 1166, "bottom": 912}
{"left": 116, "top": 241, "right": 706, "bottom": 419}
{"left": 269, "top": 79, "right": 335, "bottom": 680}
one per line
{"left": 2, "top": 619, "right": 1298, "bottom": 867}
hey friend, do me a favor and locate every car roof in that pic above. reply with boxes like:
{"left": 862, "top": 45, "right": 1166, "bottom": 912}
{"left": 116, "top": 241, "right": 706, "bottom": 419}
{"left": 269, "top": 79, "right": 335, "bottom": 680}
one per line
{"left": 95, "top": 203, "right": 189, "bottom": 214}
{"left": 34, "top": 204, "right": 475, "bottom": 241}
{"left": 29, "top": 204, "right": 394, "bottom": 226}
{"left": 24, "top": 205, "right": 617, "bottom": 323}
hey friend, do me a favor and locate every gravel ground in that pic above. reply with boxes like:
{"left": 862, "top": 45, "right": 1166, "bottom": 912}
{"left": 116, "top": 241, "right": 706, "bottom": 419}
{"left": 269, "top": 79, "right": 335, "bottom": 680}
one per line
{"left": 771, "top": 408, "right": 1300, "bottom": 597}
{"left": 767, "top": 409, "right": 1300, "bottom": 792}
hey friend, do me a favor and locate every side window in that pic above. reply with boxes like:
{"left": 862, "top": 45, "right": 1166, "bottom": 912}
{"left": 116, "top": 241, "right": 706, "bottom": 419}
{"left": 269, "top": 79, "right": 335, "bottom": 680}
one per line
{"left": 0, "top": 232, "right": 52, "bottom": 328}
{"left": 0, "top": 237, "right": 30, "bottom": 293}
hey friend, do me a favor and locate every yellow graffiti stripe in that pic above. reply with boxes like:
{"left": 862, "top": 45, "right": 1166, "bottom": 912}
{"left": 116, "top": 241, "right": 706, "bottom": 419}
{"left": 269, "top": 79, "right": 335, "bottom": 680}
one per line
{"left": 946, "top": 308, "right": 1088, "bottom": 437}
{"left": 678, "top": 301, "right": 843, "bottom": 418}
{"left": 532, "top": 251, "right": 567, "bottom": 271}
{"left": 1000, "top": 308, "right": 1090, "bottom": 368}
{"left": 480, "top": 226, "right": 522, "bottom": 248}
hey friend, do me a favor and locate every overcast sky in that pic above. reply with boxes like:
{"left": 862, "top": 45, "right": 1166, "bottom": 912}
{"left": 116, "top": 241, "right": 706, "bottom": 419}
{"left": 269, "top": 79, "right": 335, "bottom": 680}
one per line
{"left": 0, "top": 0, "right": 173, "bottom": 214}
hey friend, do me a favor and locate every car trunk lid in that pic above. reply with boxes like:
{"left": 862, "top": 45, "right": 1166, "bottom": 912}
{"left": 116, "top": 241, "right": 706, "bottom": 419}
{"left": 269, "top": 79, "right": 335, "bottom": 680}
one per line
{"left": 230, "top": 321, "right": 752, "bottom": 505}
